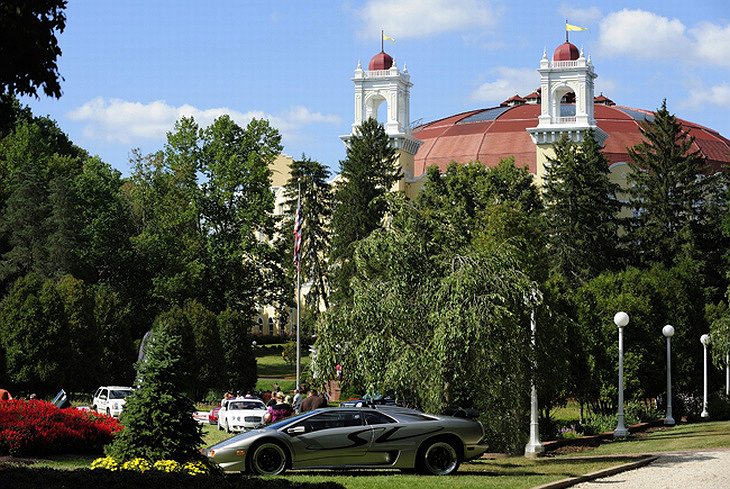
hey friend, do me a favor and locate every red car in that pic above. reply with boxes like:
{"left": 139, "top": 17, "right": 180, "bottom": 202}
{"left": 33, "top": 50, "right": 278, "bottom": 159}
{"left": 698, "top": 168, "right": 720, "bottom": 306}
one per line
{"left": 208, "top": 405, "right": 221, "bottom": 424}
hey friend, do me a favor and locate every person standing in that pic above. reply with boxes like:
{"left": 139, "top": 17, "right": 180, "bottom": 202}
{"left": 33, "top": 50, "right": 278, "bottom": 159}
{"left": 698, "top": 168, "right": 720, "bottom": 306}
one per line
{"left": 264, "top": 391, "right": 292, "bottom": 423}
{"left": 300, "top": 390, "right": 328, "bottom": 412}
{"left": 292, "top": 389, "right": 303, "bottom": 414}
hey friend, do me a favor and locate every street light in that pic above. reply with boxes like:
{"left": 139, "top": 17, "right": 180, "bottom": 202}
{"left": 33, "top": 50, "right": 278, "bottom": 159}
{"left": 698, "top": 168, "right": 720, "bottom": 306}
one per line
{"left": 662, "top": 325, "right": 675, "bottom": 426}
{"left": 524, "top": 302, "right": 544, "bottom": 457}
{"left": 613, "top": 311, "right": 629, "bottom": 438}
{"left": 700, "top": 334, "right": 710, "bottom": 418}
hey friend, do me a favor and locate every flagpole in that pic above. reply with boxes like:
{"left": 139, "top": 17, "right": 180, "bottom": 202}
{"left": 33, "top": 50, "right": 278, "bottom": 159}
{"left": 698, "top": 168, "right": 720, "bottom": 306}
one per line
{"left": 295, "top": 182, "right": 301, "bottom": 392}
{"left": 381, "top": 29, "right": 384, "bottom": 52}
{"left": 565, "top": 20, "right": 569, "bottom": 42}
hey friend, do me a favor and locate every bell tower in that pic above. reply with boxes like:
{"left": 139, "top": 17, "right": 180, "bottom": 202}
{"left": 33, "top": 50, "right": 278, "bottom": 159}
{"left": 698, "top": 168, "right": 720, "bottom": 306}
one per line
{"left": 341, "top": 48, "right": 421, "bottom": 196}
{"left": 527, "top": 41, "right": 607, "bottom": 183}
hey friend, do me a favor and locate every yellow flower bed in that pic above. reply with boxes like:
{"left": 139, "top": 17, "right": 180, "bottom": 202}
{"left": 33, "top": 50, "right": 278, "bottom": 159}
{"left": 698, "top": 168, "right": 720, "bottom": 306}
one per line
{"left": 91, "top": 456, "right": 209, "bottom": 476}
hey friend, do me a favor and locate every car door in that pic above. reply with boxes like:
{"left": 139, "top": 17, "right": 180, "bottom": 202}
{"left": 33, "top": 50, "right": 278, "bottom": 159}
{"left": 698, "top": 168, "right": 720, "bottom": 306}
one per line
{"left": 218, "top": 402, "right": 229, "bottom": 431}
{"left": 98, "top": 388, "right": 109, "bottom": 413}
{"left": 367, "top": 412, "right": 446, "bottom": 458}
{"left": 284, "top": 410, "right": 373, "bottom": 468}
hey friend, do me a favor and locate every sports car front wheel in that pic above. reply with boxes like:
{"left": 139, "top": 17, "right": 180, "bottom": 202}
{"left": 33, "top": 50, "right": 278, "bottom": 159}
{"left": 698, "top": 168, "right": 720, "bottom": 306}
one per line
{"left": 248, "top": 442, "right": 287, "bottom": 475}
{"left": 419, "top": 440, "right": 460, "bottom": 475}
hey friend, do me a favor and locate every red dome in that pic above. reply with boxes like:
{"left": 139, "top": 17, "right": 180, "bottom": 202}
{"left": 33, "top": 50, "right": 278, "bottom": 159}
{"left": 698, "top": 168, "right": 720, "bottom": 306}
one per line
{"left": 411, "top": 103, "right": 730, "bottom": 177}
{"left": 369, "top": 51, "right": 393, "bottom": 70}
{"left": 553, "top": 42, "right": 580, "bottom": 61}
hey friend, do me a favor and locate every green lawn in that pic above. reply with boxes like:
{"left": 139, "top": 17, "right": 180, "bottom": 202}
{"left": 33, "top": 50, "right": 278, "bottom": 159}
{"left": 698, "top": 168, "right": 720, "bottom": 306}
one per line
{"left": 256, "top": 353, "right": 311, "bottom": 379}
{"left": 275, "top": 456, "right": 632, "bottom": 489}
{"left": 17, "top": 420, "right": 730, "bottom": 489}
{"left": 562, "top": 420, "right": 730, "bottom": 456}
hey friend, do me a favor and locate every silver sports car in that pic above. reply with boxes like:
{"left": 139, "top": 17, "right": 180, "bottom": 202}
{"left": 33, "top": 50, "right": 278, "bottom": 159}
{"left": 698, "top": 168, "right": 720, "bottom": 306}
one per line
{"left": 204, "top": 406, "right": 487, "bottom": 476}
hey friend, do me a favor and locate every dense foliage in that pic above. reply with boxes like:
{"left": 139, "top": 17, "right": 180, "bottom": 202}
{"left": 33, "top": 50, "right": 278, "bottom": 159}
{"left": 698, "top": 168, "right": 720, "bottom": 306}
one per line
{"left": 318, "top": 162, "right": 543, "bottom": 451}
{"left": 0, "top": 399, "right": 120, "bottom": 456}
{"left": 0, "top": 107, "right": 272, "bottom": 398}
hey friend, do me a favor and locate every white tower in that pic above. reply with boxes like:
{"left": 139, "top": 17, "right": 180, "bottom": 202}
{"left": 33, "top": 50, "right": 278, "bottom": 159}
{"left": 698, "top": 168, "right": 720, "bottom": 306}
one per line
{"left": 527, "top": 41, "right": 607, "bottom": 182}
{"left": 341, "top": 49, "right": 421, "bottom": 190}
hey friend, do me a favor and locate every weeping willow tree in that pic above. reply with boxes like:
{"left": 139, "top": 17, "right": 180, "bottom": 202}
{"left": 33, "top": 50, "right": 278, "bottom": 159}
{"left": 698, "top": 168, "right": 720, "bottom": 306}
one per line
{"left": 316, "top": 162, "right": 546, "bottom": 452}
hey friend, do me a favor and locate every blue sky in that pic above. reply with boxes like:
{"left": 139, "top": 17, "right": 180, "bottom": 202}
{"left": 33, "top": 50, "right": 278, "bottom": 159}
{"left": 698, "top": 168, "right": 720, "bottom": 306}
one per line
{"left": 21, "top": 0, "right": 730, "bottom": 176}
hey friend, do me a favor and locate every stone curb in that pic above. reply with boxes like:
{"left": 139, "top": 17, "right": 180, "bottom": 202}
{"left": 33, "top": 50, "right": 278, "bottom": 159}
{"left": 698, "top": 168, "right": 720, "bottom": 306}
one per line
{"left": 531, "top": 454, "right": 659, "bottom": 489}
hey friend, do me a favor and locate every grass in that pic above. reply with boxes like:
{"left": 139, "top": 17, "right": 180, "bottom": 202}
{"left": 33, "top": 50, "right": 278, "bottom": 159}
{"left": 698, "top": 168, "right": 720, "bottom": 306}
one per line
{"left": 11, "top": 420, "right": 730, "bottom": 489}
{"left": 563, "top": 420, "right": 730, "bottom": 456}
{"left": 256, "top": 353, "right": 311, "bottom": 379}
{"left": 275, "top": 457, "right": 631, "bottom": 489}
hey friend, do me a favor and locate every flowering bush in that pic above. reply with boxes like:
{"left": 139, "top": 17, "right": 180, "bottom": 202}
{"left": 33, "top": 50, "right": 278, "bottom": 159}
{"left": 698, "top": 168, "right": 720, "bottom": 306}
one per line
{"left": 90, "top": 456, "right": 119, "bottom": 471}
{"left": 93, "top": 456, "right": 210, "bottom": 476}
{"left": 0, "top": 399, "right": 121, "bottom": 456}
{"left": 122, "top": 457, "right": 153, "bottom": 472}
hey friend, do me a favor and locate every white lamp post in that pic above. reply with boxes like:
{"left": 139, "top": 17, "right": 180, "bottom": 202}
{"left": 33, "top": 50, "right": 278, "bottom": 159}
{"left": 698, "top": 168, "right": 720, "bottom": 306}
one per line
{"left": 614, "top": 311, "right": 630, "bottom": 438}
{"left": 662, "top": 325, "right": 675, "bottom": 426}
{"left": 524, "top": 305, "right": 544, "bottom": 457}
{"left": 700, "top": 334, "right": 710, "bottom": 418}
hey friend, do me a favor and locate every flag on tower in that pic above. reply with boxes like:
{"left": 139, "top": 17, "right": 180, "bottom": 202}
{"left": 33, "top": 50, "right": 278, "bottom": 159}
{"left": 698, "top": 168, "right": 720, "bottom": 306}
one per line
{"left": 293, "top": 196, "right": 302, "bottom": 271}
{"left": 566, "top": 22, "right": 588, "bottom": 31}
{"left": 383, "top": 33, "right": 396, "bottom": 42}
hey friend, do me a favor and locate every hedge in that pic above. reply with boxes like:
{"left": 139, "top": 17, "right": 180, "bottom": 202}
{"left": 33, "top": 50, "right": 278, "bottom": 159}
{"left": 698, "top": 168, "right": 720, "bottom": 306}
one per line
{"left": 0, "top": 467, "right": 345, "bottom": 489}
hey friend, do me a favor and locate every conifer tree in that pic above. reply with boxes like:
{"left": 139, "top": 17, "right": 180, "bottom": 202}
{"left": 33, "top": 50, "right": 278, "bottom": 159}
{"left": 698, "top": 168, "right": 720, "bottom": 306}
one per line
{"left": 283, "top": 155, "right": 332, "bottom": 312}
{"left": 330, "top": 118, "right": 400, "bottom": 303}
{"left": 626, "top": 100, "right": 709, "bottom": 266}
{"left": 106, "top": 326, "right": 203, "bottom": 462}
{"left": 542, "top": 130, "right": 621, "bottom": 286}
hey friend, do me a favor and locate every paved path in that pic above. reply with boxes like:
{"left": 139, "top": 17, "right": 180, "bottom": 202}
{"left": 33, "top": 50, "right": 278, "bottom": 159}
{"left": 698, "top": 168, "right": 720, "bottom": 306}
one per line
{"left": 573, "top": 451, "right": 730, "bottom": 489}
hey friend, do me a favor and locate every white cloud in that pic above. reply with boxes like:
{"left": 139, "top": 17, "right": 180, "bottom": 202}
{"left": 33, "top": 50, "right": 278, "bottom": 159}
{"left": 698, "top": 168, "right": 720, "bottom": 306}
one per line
{"left": 598, "top": 9, "right": 730, "bottom": 67}
{"left": 558, "top": 4, "right": 602, "bottom": 25}
{"left": 682, "top": 81, "right": 730, "bottom": 109}
{"left": 67, "top": 98, "right": 340, "bottom": 145}
{"left": 598, "top": 9, "right": 690, "bottom": 59}
{"left": 358, "top": 0, "right": 499, "bottom": 39}
{"left": 470, "top": 67, "right": 537, "bottom": 104}
{"left": 691, "top": 22, "right": 730, "bottom": 68}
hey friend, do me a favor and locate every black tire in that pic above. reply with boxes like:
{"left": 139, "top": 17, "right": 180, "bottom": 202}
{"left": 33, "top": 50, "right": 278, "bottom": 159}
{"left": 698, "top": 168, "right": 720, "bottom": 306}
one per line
{"left": 418, "top": 440, "right": 460, "bottom": 475}
{"left": 248, "top": 441, "right": 288, "bottom": 476}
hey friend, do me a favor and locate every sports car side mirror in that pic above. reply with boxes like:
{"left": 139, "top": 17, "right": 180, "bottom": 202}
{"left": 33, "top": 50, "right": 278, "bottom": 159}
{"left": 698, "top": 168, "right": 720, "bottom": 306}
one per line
{"left": 286, "top": 426, "right": 305, "bottom": 435}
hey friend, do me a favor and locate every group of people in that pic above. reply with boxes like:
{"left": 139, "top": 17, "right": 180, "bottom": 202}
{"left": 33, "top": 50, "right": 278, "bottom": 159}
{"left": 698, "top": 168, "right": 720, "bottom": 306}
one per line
{"left": 222, "top": 385, "right": 330, "bottom": 425}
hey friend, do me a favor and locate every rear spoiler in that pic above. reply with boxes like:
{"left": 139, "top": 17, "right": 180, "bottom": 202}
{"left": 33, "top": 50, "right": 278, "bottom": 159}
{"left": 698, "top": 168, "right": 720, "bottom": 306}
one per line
{"left": 441, "top": 407, "right": 480, "bottom": 419}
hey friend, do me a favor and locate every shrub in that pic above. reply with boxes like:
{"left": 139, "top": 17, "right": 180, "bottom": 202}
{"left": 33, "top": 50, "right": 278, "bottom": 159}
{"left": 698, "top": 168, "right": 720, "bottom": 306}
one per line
{"left": 0, "top": 400, "right": 120, "bottom": 457}
{"left": 105, "top": 327, "right": 203, "bottom": 462}
{"left": 708, "top": 390, "right": 730, "bottom": 420}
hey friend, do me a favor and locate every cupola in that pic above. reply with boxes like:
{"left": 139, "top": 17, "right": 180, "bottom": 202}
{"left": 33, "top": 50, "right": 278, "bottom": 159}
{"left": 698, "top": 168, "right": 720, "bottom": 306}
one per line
{"left": 553, "top": 41, "right": 580, "bottom": 61}
{"left": 368, "top": 50, "right": 393, "bottom": 70}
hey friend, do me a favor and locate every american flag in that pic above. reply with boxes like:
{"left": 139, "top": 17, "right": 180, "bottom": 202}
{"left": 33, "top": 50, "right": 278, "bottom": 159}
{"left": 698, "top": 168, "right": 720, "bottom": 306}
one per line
{"left": 293, "top": 197, "right": 302, "bottom": 271}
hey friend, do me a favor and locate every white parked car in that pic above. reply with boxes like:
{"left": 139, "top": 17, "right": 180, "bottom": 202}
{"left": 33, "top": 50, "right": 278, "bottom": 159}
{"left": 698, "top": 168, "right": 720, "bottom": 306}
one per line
{"left": 218, "top": 398, "right": 267, "bottom": 433}
{"left": 92, "top": 386, "right": 134, "bottom": 417}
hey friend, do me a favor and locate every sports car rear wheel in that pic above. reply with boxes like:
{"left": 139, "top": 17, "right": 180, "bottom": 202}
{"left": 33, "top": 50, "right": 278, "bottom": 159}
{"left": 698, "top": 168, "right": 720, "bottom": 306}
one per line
{"left": 249, "top": 442, "right": 287, "bottom": 475}
{"left": 419, "top": 440, "right": 460, "bottom": 475}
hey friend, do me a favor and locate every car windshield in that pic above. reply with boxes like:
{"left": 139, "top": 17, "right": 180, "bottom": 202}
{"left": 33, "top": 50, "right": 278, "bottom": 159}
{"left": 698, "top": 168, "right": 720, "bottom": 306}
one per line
{"left": 228, "top": 401, "right": 264, "bottom": 410}
{"left": 109, "top": 389, "right": 133, "bottom": 399}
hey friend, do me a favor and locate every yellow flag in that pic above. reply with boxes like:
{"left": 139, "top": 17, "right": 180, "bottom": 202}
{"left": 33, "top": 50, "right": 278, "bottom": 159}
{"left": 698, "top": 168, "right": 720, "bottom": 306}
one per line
{"left": 566, "top": 23, "right": 588, "bottom": 31}
{"left": 383, "top": 33, "right": 396, "bottom": 42}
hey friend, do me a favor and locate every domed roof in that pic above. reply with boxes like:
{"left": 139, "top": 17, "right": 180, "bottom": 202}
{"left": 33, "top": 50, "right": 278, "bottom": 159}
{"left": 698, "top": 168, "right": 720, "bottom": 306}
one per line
{"left": 553, "top": 41, "right": 580, "bottom": 61}
{"left": 369, "top": 51, "right": 393, "bottom": 70}
{"left": 411, "top": 102, "right": 730, "bottom": 177}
